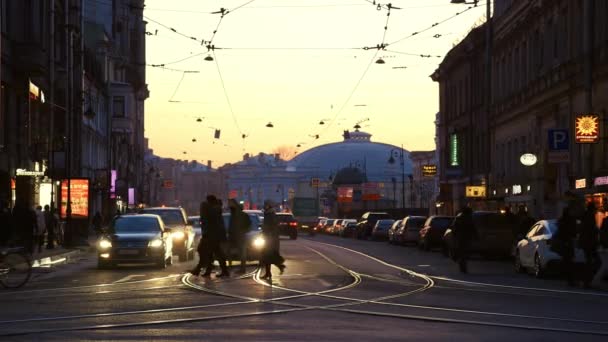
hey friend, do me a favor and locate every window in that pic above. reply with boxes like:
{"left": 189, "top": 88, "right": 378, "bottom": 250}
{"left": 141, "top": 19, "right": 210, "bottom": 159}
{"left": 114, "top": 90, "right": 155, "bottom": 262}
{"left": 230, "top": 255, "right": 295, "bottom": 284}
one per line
{"left": 113, "top": 96, "right": 125, "bottom": 117}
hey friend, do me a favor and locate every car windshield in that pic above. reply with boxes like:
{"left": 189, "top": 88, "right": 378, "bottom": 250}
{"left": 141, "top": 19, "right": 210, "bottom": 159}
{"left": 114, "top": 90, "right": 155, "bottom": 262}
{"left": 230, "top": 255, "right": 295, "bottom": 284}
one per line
{"left": 276, "top": 214, "right": 295, "bottom": 222}
{"left": 431, "top": 217, "right": 453, "bottom": 229}
{"left": 474, "top": 213, "right": 514, "bottom": 231}
{"left": 112, "top": 216, "right": 160, "bottom": 234}
{"left": 143, "top": 209, "right": 184, "bottom": 225}
{"left": 408, "top": 218, "right": 426, "bottom": 227}
{"left": 377, "top": 220, "right": 395, "bottom": 227}
{"left": 547, "top": 220, "right": 558, "bottom": 234}
{"left": 223, "top": 213, "right": 261, "bottom": 231}
{"left": 188, "top": 217, "right": 201, "bottom": 227}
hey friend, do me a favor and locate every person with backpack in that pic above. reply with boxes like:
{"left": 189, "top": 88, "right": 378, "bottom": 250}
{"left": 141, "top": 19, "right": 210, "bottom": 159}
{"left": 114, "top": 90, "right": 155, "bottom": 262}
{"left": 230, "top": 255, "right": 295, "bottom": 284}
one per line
{"left": 228, "top": 199, "right": 251, "bottom": 274}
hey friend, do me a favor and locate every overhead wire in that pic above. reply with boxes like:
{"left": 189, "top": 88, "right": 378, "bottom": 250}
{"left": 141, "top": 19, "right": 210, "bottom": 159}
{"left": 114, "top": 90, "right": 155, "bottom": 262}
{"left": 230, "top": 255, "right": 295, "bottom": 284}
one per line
{"left": 211, "top": 50, "right": 244, "bottom": 141}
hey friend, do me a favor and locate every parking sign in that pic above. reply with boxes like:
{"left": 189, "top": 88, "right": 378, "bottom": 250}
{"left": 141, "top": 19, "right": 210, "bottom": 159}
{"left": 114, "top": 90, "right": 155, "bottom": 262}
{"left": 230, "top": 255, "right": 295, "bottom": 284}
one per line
{"left": 548, "top": 129, "right": 569, "bottom": 151}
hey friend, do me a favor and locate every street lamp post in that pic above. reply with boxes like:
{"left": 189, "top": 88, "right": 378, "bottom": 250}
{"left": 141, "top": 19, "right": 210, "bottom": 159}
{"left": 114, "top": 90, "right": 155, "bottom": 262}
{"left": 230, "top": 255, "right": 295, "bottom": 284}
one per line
{"left": 388, "top": 145, "right": 405, "bottom": 211}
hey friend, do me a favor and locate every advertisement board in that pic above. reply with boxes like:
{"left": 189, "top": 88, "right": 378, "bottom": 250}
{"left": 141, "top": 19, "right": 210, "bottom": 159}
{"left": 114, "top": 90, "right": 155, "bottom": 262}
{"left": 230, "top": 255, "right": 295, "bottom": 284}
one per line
{"left": 60, "top": 179, "right": 89, "bottom": 219}
{"left": 465, "top": 185, "right": 486, "bottom": 198}
{"left": 337, "top": 187, "right": 353, "bottom": 203}
{"left": 422, "top": 165, "right": 437, "bottom": 177}
{"left": 575, "top": 114, "right": 600, "bottom": 143}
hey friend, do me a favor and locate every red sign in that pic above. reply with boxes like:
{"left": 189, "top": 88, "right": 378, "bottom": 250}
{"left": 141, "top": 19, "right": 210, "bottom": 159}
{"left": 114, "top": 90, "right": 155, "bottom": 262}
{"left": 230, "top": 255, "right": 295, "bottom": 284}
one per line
{"left": 60, "top": 179, "right": 89, "bottom": 219}
{"left": 337, "top": 187, "right": 353, "bottom": 203}
{"left": 575, "top": 114, "right": 600, "bottom": 143}
{"left": 229, "top": 190, "right": 238, "bottom": 199}
{"left": 163, "top": 180, "right": 174, "bottom": 189}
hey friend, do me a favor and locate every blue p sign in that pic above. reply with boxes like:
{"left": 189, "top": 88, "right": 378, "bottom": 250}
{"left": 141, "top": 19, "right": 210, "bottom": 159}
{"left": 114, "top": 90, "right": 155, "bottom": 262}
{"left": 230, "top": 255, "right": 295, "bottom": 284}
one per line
{"left": 548, "top": 129, "right": 569, "bottom": 151}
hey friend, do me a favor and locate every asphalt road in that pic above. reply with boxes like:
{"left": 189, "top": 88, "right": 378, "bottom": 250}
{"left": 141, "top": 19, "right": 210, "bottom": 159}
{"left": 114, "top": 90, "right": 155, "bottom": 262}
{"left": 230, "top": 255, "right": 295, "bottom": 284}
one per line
{"left": 1, "top": 235, "right": 608, "bottom": 341}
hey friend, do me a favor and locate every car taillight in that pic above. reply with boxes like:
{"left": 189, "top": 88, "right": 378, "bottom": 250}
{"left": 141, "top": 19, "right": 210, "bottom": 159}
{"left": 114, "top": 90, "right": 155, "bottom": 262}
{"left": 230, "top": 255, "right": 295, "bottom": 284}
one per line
{"left": 289, "top": 222, "right": 297, "bottom": 227}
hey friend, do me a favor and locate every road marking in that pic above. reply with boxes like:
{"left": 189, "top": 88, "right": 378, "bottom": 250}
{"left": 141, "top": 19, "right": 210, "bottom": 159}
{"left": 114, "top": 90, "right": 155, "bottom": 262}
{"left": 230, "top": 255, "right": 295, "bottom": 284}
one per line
{"left": 317, "top": 278, "right": 332, "bottom": 288}
{"left": 114, "top": 275, "right": 146, "bottom": 283}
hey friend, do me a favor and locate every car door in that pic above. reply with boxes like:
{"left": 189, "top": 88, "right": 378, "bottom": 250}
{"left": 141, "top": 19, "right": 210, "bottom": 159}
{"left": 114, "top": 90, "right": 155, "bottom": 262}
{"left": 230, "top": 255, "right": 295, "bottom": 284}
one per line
{"left": 519, "top": 224, "right": 539, "bottom": 267}
{"left": 181, "top": 209, "right": 194, "bottom": 249}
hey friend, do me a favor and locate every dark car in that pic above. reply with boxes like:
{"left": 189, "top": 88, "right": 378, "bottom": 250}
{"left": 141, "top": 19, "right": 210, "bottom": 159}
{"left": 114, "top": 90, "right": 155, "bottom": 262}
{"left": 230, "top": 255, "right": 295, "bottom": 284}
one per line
{"left": 395, "top": 216, "right": 427, "bottom": 245}
{"left": 97, "top": 214, "right": 173, "bottom": 269}
{"left": 443, "top": 211, "right": 517, "bottom": 258}
{"left": 221, "top": 212, "right": 266, "bottom": 261}
{"left": 276, "top": 212, "right": 298, "bottom": 239}
{"left": 418, "top": 216, "right": 454, "bottom": 251}
{"left": 372, "top": 219, "right": 395, "bottom": 240}
{"left": 356, "top": 212, "right": 391, "bottom": 239}
{"left": 341, "top": 221, "right": 358, "bottom": 238}
{"left": 142, "top": 207, "right": 195, "bottom": 262}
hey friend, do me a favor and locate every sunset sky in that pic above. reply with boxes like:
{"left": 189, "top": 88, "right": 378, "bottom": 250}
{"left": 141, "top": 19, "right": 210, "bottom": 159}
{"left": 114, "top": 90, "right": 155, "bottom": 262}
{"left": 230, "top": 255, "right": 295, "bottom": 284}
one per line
{"left": 143, "top": 0, "right": 488, "bottom": 166}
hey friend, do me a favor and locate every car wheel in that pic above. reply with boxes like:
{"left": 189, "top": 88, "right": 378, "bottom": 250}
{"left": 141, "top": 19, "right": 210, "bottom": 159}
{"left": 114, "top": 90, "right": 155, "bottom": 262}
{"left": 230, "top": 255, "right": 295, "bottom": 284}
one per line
{"left": 441, "top": 243, "right": 449, "bottom": 257}
{"left": 422, "top": 238, "right": 431, "bottom": 251}
{"left": 534, "top": 254, "right": 544, "bottom": 278}
{"left": 514, "top": 250, "right": 525, "bottom": 274}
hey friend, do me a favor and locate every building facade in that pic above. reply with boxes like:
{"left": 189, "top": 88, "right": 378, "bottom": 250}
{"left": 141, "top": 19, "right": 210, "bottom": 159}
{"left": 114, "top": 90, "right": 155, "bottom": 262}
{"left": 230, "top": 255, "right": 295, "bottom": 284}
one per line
{"left": 434, "top": 0, "right": 608, "bottom": 218}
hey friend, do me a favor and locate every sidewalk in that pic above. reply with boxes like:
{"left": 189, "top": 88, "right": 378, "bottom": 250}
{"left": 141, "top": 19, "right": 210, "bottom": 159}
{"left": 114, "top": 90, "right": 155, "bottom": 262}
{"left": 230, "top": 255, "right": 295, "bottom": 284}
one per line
{"left": 30, "top": 235, "right": 97, "bottom": 268}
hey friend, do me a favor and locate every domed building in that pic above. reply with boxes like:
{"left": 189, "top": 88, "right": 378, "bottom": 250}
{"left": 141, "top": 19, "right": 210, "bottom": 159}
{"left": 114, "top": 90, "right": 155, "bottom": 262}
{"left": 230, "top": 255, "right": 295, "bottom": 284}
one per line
{"left": 220, "top": 130, "right": 415, "bottom": 216}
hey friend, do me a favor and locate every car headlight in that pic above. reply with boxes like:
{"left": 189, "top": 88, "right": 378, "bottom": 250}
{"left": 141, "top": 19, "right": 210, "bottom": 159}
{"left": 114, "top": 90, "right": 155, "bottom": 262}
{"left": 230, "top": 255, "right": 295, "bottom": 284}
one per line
{"left": 149, "top": 239, "right": 163, "bottom": 248}
{"left": 252, "top": 236, "right": 265, "bottom": 249}
{"left": 98, "top": 239, "right": 112, "bottom": 249}
{"left": 172, "top": 231, "right": 185, "bottom": 239}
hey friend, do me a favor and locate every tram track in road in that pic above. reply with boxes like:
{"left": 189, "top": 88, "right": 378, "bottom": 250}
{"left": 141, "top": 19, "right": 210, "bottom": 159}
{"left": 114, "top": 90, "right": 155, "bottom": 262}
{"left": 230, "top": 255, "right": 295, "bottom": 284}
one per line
{"left": 3, "top": 241, "right": 608, "bottom": 337}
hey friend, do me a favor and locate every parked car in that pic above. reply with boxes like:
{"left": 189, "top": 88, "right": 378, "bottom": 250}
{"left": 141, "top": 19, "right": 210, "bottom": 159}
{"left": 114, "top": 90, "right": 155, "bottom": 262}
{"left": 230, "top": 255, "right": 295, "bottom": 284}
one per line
{"left": 356, "top": 212, "right": 392, "bottom": 239}
{"left": 187, "top": 215, "right": 202, "bottom": 236}
{"left": 97, "top": 214, "right": 173, "bottom": 269}
{"left": 418, "top": 216, "right": 454, "bottom": 251}
{"left": 221, "top": 212, "right": 266, "bottom": 261}
{"left": 514, "top": 219, "right": 585, "bottom": 278}
{"left": 395, "top": 216, "right": 427, "bottom": 245}
{"left": 341, "top": 221, "right": 359, "bottom": 238}
{"left": 336, "top": 219, "right": 357, "bottom": 236}
{"left": 387, "top": 220, "right": 403, "bottom": 244}
{"left": 275, "top": 212, "right": 298, "bottom": 239}
{"left": 322, "top": 219, "right": 336, "bottom": 234}
{"left": 141, "top": 207, "right": 195, "bottom": 261}
{"left": 372, "top": 219, "right": 395, "bottom": 240}
{"left": 442, "top": 211, "right": 516, "bottom": 259}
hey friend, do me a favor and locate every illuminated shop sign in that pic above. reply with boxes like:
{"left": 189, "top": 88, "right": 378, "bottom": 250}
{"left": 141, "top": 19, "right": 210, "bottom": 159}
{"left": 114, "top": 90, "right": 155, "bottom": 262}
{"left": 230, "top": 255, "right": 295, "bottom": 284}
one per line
{"left": 422, "top": 165, "right": 437, "bottom": 177}
{"left": 465, "top": 186, "right": 486, "bottom": 198}
{"left": 15, "top": 168, "right": 45, "bottom": 176}
{"left": 450, "top": 134, "right": 459, "bottom": 167}
{"left": 60, "top": 179, "right": 89, "bottom": 219}
{"left": 512, "top": 185, "right": 522, "bottom": 195}
{"left": 29, "top": 80, "right": 45, "bottom": 103}
{"left": 575, "top": 178, "right": 587, "bottom": 189}
{"left": 594, "top": 176, "right": 608, "bottom": 187}
{"left": 575, "top": 114, "right": 600, "bottom": 143}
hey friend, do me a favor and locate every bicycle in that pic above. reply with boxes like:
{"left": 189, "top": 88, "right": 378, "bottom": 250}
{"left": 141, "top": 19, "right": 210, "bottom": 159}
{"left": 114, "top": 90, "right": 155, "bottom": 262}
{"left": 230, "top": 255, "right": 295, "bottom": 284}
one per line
{"left": 0, "top": 247, "right": 32, "bottom": 289}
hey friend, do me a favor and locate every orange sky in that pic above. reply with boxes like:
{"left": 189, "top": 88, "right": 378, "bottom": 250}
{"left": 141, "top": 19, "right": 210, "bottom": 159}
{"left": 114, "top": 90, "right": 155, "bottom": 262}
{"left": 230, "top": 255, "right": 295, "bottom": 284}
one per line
{"left": 143, "top": 0, "right": 488, "bottom": 166}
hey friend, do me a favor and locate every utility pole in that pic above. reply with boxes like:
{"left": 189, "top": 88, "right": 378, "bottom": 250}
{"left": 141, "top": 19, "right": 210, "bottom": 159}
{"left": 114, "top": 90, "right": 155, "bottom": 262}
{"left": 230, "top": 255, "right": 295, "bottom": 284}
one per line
{"left": 49, "top": 0, "right": 55, "bottom": 211}
{"left": 584, "top": 0, "right": 594, "bottom": 184}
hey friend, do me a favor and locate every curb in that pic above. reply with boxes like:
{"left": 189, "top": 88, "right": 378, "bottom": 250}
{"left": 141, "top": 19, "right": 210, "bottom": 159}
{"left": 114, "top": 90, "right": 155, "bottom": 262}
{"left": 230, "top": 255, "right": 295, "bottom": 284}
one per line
{"left": 31, "top": 247, "right": 90, "bottom": 268}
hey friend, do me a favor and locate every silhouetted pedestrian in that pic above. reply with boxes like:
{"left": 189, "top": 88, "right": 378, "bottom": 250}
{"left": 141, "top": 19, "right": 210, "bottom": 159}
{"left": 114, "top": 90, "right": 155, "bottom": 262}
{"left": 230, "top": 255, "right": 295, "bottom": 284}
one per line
{"left": 34, "top": 206, "right": 46, "bottom": 253}
{"left": 260, "top": 200, "right": 285, "bottom": 279}
{"left": 452, "top": 206, "right": 475, "bottom": 274}
{"left": 579, "top": 202, "right": 601, "bottom": 288}
{"left": 44, "top": 205, "right": 58, "bottom": 249}
{"left": 228, "top": 199, "right": 251, "bottom": 274}
{"left": 190, "top": 195, "right": 229, "bottom": 277}
{"left": 0, "top": 200, "right": 13, "bottom": 246}
{"left": 554, "top": 208, "right": 578, "bottom": 286}
{"left": 12, "top": 199, "right": 37, "bottom": 254}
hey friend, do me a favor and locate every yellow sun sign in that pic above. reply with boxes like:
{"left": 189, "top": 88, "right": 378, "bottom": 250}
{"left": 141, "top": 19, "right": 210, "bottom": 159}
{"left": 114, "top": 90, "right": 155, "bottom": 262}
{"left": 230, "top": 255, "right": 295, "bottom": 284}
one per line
{"left": 575, "top": 114, "right": 600, "bottom": 143}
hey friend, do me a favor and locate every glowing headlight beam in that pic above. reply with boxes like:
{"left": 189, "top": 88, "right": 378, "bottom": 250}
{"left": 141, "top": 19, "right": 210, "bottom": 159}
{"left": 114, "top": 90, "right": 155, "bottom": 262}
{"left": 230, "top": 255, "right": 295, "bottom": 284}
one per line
{"left": 149, "top": 239, "right": 163, "bottom": 248}
{"left": 252, "top": 236, "right": 265, "bottom": 249}
{"left": 98, "top": 239, "right": 112, "bottom": 249}
{"left": 172, "top": 231, "right": 185, "bottom": 239}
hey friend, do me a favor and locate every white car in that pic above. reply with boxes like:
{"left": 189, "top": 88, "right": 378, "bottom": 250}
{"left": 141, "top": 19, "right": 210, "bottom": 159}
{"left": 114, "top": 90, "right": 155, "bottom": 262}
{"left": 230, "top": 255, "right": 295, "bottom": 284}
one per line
{"left": 514, "top": 219, "right": 584, "bottom": 278}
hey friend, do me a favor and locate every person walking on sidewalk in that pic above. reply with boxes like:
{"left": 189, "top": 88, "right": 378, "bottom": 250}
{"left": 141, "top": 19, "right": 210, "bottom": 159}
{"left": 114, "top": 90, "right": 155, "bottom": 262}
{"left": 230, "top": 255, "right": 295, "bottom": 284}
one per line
{"left": 554, "top": 208, "right": 578, "bottom": 286}
{"left": 451, "top": 206, "right": 475, "bottom": 274}
{"left": 260, "top": 200, "right": 285, "bottom": 279}
{"left": 12, "top": 200, "right": 36, "bottom": 254}
{"left": 34, "top": 206, "right": 46, "bottom": 253}
{"left": 579, "top": 202, "right": 601, "bottom": 288}
{"left": 0, "top": 200, "right": 13, "bottom": 246}
{"left": 228, "top": 199, "right": 251, "bottom": 274}
{"left": 44, "top": 205, "right": 57, "bottom": 249}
